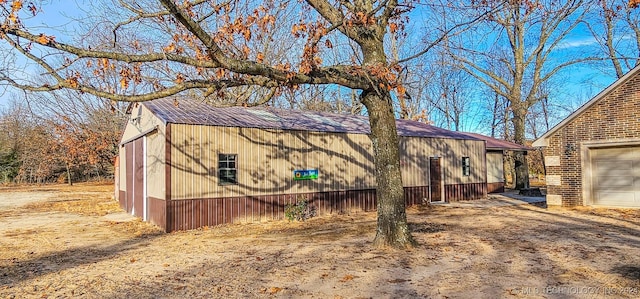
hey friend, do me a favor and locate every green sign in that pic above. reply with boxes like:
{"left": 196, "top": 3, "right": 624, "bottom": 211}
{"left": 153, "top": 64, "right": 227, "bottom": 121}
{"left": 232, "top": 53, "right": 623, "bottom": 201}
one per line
{"left": 293, "top": 169, "right": 319, "bottom": 180}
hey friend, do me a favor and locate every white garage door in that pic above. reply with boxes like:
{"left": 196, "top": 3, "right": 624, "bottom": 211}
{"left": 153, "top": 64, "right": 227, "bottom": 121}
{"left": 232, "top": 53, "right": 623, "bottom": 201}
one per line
{"left": 590, "top": 146, "right": 640, "bottom": 207}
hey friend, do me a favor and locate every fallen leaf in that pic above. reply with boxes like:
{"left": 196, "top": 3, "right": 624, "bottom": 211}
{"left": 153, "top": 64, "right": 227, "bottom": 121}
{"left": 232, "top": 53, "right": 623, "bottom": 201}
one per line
{"left": 339, "top": 274, "right": 354, "bottom": 282}
{"left": 388, "top": 278, "right": 410, "bottom": 283}
{"left": 268, "top": 287, "right": 282, "bottom": 294}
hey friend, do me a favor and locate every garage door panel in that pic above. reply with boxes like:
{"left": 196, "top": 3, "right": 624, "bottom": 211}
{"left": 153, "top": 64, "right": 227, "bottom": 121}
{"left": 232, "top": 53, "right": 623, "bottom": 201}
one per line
{"left": 595, "top": 192, "right": 640, "bottom": 207}
{"left": 590, "top": 146, "right": 640, "bottom": 208}
{"left": 592, "top": 147, "right": 638, "bottom": 159}
{"left": 593, "top": 160, "right": 632, "bottom": 175}
{"left": 594, "top": 176, "right": 634, "bottom": 188}
{"left": 595, "top": 191, "right": 633, "bottom": 202}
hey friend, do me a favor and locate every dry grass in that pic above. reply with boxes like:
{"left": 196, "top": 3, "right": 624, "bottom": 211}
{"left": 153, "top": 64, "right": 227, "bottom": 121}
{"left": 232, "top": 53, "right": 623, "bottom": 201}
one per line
{"left": 1, "top": 184, "right": 640, "bottom": 298}
{"left": 2, "top": 182, "right": 119, "bottom": 216}
{"left": 0, "top": 181, "right": 114, "bottom": 193}
{"left": 24, "top": 195, "right": 120, "bottom": 216}
{"left": 104, "top": 219, "right": 164, "bottom": 236}
{"left": 569, "top": 206, "right": 640, "bottom": 218}
{"left": 170, "top": 212, "right": 377, "bottom": 244}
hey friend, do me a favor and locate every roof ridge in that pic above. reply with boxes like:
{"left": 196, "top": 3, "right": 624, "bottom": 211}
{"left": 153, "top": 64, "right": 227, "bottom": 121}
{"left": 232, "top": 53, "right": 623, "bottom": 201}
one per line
{"left": 143, "top": 97, "right": 479, "bottom": 140}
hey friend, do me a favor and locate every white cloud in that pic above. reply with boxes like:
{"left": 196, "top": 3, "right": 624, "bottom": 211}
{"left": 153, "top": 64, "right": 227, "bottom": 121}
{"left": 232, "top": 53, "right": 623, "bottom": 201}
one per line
{"left": 556, "top": 37, "right": 599, "bottom": 49}
{"left": 557, "top": 34, "right": 635, "bottom": 50}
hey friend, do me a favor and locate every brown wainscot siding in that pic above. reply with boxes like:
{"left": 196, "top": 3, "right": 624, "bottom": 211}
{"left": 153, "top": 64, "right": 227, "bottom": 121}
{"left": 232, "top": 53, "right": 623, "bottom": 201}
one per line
{"left": 403, "top": 186, "right": 430, "bottom": 206}
{"left": 148, "top": 196, "right": 167, "bottom": 231}
{"left": 165, "top": 187, "right": 437, "bottom": 232}
{"left": 487, "top": 182, "right": 505, "bottom": 194}
{"left": 118, "top": 190, "right": 126, "bottom": 209}
{"left": 445, "top": 183, "right": 487, "bottom": 202}
{"left": 162, "top": 184, "right": 487, "bottom": 232}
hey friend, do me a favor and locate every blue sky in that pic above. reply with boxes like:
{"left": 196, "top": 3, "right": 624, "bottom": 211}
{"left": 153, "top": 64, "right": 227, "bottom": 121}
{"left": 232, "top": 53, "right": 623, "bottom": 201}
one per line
{"left": 0, "top": 0, "right": 85, "bottom": 109}
{"left": 0, "top": 1, "right": 632, "bottom": 134}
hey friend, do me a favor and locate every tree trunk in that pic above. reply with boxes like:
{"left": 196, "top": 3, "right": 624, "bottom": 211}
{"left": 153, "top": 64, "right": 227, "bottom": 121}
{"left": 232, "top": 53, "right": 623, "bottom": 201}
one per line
{"left": 361, "top": 90, "right": 415, "bottom": 248}
{"left": 512, "top": 107, "right": 529, "bottom": 190}
{"left": 503, "top": 151, "right": 512, "bottom": 187}
{"left": 66, "top": 163, "right": 73, "bottom": 186}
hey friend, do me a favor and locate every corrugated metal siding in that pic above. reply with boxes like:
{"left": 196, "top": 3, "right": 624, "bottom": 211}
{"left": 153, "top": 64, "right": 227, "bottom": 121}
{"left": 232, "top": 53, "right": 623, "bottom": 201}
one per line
{"left": 162, "top": 183, "right": 486, "bottom": 231}
{"left": 148, "top": 196, "right": 166, "bottom": 231}
{"left": 486, "top": 151, "right": 504, "bottom": 184}
{"left": 170, "top": 124, "right": 377, "bottom": 200}
{"left": 120, "top": 105, "right": 164, "bottom": 143}
{"left": 400, "top": 137, "right": 486, "bottom": 185}
{"left": 146, "top": 130, "right": 166, "bottom": 200}
{"left": 170, "top": 124, "right": 486, "bottom": 200}
{"left": 124, "top": 142, "right": 134, "bottom": 213}
{"left": 488, "top": 182, "right": 505, "bottom": 193}
{"left": 133, "top": 138, "right": 144, "bottom": 218}
{"left": 404, "top": 186, "right": 430, "bottom": 205}
{"left": 445, "top": 183, "right": 487, "bottom": 201}
{"left": 164, "top": 188, "right": 445, "bottom": 231}
{"left": 118, "top": 148, "right": 127, "bottom": 194}
{"left": 119, "top": 105, "right": 165, "bottom": 196}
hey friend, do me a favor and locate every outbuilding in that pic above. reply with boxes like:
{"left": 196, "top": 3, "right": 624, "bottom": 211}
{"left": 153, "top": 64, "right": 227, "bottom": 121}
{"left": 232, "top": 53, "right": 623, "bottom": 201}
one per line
{"left": 459, "top": 132, "right": 530, "bottom": 193}
{"left": 117, "top": 98, "right": 488, "bottom": 231}
{"left": 533, "top": 65, "right": 640, "bottom": 208}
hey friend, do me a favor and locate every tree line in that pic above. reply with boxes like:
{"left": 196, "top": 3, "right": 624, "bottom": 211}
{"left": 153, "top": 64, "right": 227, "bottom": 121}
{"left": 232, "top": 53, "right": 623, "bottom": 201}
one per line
{"left": 0, "top": 92, "right": 126, "bottom": 184}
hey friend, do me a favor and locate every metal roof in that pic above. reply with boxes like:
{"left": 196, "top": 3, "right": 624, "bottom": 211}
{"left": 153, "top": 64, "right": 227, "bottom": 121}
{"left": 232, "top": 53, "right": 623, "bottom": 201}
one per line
{"left": 458, "top": 132, "right": 531, "bottom": 151}
{"left": 143, "top": 98, "right": 480, "bottom": 141}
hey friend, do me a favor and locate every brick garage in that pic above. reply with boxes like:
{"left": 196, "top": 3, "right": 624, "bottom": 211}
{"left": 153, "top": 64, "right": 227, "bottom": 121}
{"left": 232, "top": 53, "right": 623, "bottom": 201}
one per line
{"left": 533, "top": 65, "right": 640, "bottom": 207}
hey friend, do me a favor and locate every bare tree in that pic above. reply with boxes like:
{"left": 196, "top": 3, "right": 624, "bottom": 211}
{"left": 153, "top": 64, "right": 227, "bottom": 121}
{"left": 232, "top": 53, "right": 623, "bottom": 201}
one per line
{"left": 586, "top": 0, "right": 640, "bottom": 78}
{"left": 426, "top": 56, "right": 476, "bottom": 131}
{"left": 0, "top": 90, "right": 125, "bottom": 184}
{"left": 449, "top": 0, "right": 588, "bottom": 189}
{"left": 402, "top": 51, "right": 479, "bottom": 131}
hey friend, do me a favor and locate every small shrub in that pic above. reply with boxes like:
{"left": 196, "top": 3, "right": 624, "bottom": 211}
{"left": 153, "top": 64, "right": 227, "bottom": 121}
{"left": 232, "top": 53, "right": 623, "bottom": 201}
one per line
{"left": 284, "top": 198, "right": 316, "bottom": 221}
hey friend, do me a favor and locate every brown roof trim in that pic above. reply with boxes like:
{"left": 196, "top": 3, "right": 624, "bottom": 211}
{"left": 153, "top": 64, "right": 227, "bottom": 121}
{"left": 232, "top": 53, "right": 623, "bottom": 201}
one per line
{"left": 458, "top": 132, "right": 531, "bottom": 151}
{"left": 533, "top": 65, "right": 640, "bottom": 147}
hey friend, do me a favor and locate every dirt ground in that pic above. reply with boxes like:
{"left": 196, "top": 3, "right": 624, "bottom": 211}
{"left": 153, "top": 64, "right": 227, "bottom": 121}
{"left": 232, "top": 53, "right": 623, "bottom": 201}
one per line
{"left": 1, "top": 183, "right": 640, "bottom": 298}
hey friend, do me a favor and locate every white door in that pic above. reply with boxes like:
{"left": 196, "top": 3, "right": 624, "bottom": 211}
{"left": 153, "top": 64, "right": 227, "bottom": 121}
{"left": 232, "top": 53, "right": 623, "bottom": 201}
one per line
{"left": 590, "top": 146, "right": 640, "bottom": 207}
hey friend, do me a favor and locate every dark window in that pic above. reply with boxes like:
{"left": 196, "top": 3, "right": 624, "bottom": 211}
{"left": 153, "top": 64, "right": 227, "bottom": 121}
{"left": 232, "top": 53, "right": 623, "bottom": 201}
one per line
{"left": 462, "top": 157, "right": 470, "bottom": 176}
{"left": 218, "top": 154, "right": 237, "bottom": 185}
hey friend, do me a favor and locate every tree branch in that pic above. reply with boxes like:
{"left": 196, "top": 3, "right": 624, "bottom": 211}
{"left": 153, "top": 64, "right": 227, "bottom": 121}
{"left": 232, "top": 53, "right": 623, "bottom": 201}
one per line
{"left": 159, "top": 0, "right": 369, "bottom": 89}
{"left": 398, "top": 3, "right": 499, "bottom": 64}
{"left": 305, "top": 0, "right": 360, "bottom": 42}
{"left": 5, "top": 28, "right": 221, "bottom": 67}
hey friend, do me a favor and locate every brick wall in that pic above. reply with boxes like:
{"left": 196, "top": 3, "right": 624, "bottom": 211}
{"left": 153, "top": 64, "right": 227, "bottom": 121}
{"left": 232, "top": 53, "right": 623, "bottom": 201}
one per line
{"left": 543, "top": 70, "right": 640, "bottom": 206}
